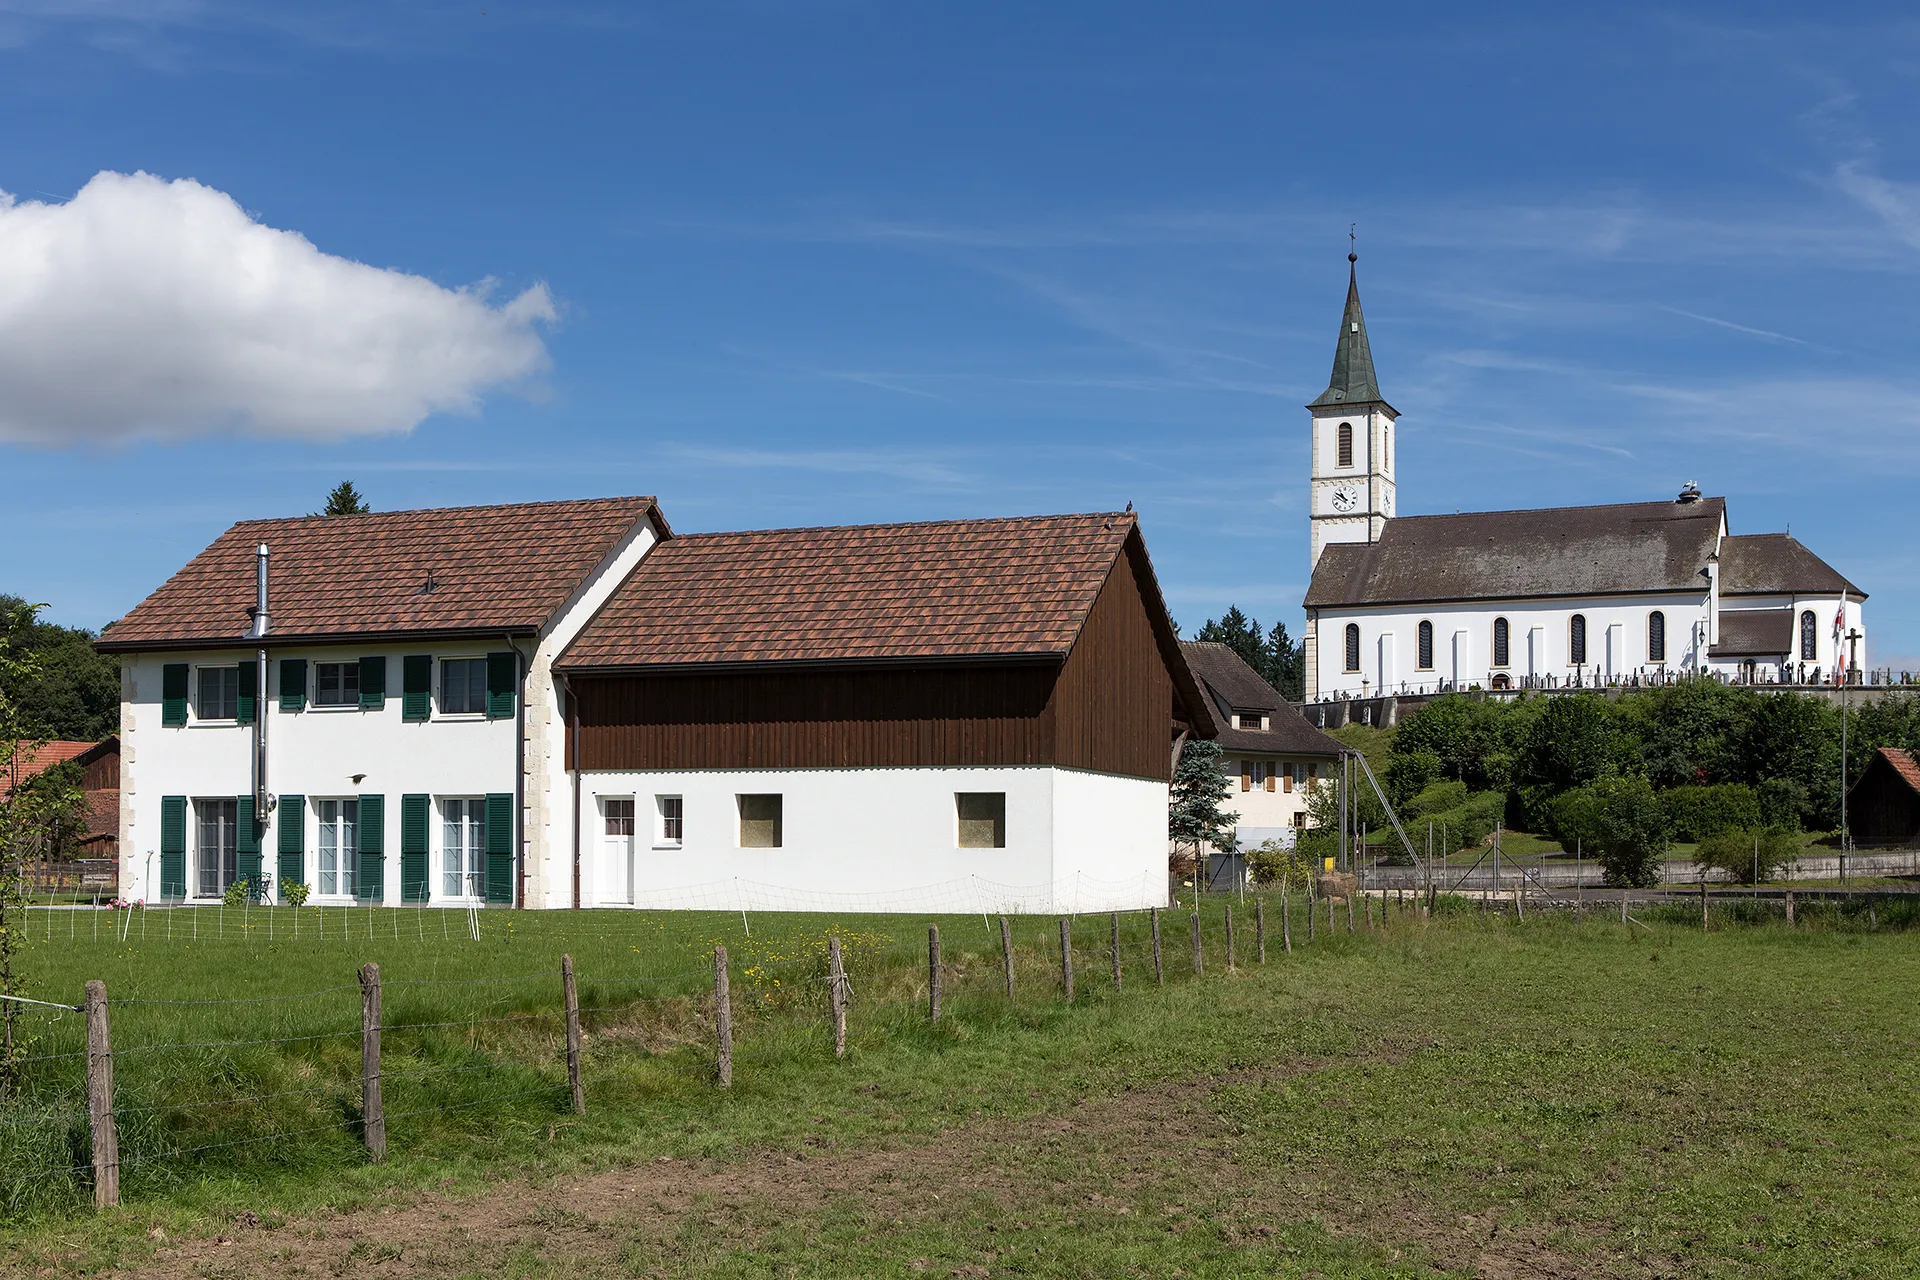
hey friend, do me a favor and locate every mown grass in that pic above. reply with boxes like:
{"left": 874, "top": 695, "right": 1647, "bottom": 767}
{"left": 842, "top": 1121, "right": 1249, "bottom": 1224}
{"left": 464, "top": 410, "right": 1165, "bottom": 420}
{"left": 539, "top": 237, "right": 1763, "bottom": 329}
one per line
{"left": 5, "top": 899, "right": 1920, "bottom": 1277}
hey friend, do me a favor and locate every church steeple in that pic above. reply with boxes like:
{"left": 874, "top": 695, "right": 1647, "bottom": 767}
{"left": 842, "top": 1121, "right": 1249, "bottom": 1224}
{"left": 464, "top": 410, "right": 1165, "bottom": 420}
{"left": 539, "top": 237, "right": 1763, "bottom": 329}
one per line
{"left": 1307, "top": 253, "right": 1394, "bottom": 414}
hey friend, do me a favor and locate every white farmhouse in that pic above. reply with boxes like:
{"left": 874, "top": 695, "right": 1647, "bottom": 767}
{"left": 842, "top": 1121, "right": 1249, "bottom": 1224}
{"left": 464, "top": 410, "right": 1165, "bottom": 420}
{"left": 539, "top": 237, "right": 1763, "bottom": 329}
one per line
{"left": 1301, "top": 257, "right": 1867, "bottom": 701}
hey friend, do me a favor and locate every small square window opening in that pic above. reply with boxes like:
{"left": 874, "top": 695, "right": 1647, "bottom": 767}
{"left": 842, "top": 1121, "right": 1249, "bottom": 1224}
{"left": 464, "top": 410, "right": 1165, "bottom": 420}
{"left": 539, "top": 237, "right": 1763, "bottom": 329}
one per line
{"left": 738, "top": 794, "right": 782, "bottom": 848}
{"left": 956, "top": 792, "right": 1006, "bottom": 848}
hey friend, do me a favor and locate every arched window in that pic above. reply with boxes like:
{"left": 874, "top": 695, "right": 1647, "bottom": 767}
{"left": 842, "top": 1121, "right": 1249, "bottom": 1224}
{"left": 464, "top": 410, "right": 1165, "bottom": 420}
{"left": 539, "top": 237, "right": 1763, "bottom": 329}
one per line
{"left": 1570, "top": 614, "right": 1588, "bottom": 665}
{"left": 1800, "top": 610, "right": 1817, "bottom": 661}
{"left": 1648, "top": 610, "right": 1666, "bottom": 662}
{"left": 1416, "top": 620, "right": 1434, "bottom": 670}
{"left": 1343, "top": 623, "right": 1361, "bottom": 672}
{"left": 1492, "top": 617, "right": 1509, "bottom": 668}
{"left": 1337, "top": 422, "right": 1354, "bottom": 469}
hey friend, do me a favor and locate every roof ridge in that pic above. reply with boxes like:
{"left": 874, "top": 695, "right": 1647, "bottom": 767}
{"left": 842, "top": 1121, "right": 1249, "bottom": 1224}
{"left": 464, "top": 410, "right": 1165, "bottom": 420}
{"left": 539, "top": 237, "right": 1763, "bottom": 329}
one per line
{"left": 665, "top": 510, "right": 1134, "bottom": 543}
{"left": 224, "top": 494, "right": 658, "bottom": 529}
{"left": 1383, "top": 495, "right": 1725, "bottom": 522}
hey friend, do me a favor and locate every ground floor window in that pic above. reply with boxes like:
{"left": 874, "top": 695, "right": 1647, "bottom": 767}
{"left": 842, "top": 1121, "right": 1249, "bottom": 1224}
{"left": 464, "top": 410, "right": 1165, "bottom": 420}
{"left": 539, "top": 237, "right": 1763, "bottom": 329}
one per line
{"left": 195, "top": 798, "right": 237, "bottom": 897}
{"left": 655, "top": 795, "right": 683, "bottom": 846}
{"left": 442, "top": 797, "right": 485, "bottom": 898}
{"left": 738, "top": 794, "right": 782, "bottom": 848}
{"left": 317, "top": 798, "right": 359, "bottom": 897}
{"left": 956, "top": 792, "right": 1007, "bottom": 848}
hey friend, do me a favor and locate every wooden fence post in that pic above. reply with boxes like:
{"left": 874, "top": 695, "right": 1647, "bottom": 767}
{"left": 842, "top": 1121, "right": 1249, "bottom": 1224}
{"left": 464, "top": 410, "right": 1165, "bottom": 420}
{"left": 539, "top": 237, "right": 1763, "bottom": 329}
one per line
{"left": 1700, "top": 880, "right": 1709, "bottom": 932}
{"left": 1190, "top": 912, "right": 1203, "bottom": 976}
{"left": 1109, "top": 912, "right": 1121, "bottom": 989}
{"left": 1282, "top": 885, "right": 1293, "bottom": 953}
{"left": 1620, "top": 890, "right": 1629, "bottom": 927}
{"left": 928, "top": 925, "right": 942, "bottom": 1021}
{"left": 1786, "top": 890, "right": 1796, "bottom": 927}
{"left": 999, "top": 915, "right": 1015, "bottom": 1000}
{"left": 714, "top": 945, "right": 733, "bottom": 1088}
{"left": 358, "top": 962, "right": 385, "bottom": 1162}
{"left": 560, "top": 954, "right": 585, "bottom": 1115}
{"left": 1224, "top": 906, "right": 1235, "bottom": 971}
{"left": 84, "top": 980, "right": 118, "bottom": 1209}
{"left": 1256, "top": 898, "right": 1266, "bottom": 964}
{"left": 1151, "top": 907, "right": 1164, "bottom": 985}
{"left": 1058, "top": 916, "right": 1074, "bottom": 1000}
{"left": 829, "top": 935, "right": 848, "bottom": 1058}
{"left": 1346, "top": 889, "right": 1355, "bottom": 935}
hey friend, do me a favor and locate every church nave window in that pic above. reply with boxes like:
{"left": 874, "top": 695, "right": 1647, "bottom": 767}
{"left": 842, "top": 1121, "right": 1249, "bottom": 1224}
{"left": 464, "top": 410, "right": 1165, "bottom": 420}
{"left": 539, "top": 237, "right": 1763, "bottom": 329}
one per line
{"left": 1337, "top": 422, "right": 1354, "bottom": 469}
{"left": 1492, "top": 617, "right": 1510, "bottom": 668}
{"left": 1570, "top": 614, "right": 1588, "bottom": 666}
{"left": 1648, "top": 611, "right": 1666, "bottom": 663}
{"left": 1344, "top": 623, "right": 1361, "bottom": 672}
{"left": 1800, "top": 610, "right": 1817, "bottom": 661}
{"left": 1416, "top": 620, "right": 1434, "bottom": 670}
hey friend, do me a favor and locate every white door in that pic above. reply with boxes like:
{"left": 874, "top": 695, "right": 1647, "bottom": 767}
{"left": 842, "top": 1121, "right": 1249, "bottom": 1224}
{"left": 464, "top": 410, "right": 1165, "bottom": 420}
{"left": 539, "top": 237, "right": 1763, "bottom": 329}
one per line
{"left": 601, "top": 797, "right": 635, "bottom": 905}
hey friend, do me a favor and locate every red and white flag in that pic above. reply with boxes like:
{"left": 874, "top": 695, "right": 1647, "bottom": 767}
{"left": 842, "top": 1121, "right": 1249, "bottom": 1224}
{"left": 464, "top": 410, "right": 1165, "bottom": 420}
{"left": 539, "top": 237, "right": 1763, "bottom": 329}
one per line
{"left": 1834, "top": 601, "right": 1847, "bottom": 685}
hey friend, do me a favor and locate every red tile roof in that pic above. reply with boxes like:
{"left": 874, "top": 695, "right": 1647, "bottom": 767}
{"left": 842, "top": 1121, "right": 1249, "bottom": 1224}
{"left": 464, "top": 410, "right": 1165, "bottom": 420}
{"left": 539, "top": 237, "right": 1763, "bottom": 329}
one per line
{"left": 3, "top": 740, "right": 99, "bottom": 795}
{"left": 558, "top": 512, "right": 1145, "bottom": 669}
{"left": 1875, "top": 746, "right": 1920, "bottom": 796}
{"left": 98, "top": 497, "right": 667, "bottom": 651}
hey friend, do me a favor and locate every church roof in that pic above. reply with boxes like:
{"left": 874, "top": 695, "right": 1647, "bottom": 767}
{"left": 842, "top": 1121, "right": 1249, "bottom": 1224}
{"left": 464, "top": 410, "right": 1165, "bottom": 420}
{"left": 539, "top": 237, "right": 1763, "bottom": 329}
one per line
{"left": 1304, "top": 497, "right": 1726, "bottom": 608}
{"left": 1718, "top": 533, "right": 1863, "bottom": 598}
{"left": 1306, "top": 257, "right": 1395, "bottom": 414}
{"left": 1709, "top": 608, "right": 1794, "bottom": 658}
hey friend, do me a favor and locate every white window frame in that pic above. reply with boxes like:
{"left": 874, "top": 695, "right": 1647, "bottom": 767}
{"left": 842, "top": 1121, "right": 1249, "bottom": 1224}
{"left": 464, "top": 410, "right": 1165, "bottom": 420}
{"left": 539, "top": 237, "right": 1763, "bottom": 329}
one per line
{"left": 192, "top": 664, "right": 240, "bottom": 725}
{"left": 312, "top": 660, "right": 360, "bottom": 711}
{"left": 315, "top": 797, "right": 359, "bottom": 900}
{"left": 439, "top": 796, "right": 485, "bottom": 900}
{"left": 194, "top": 797, "right": 238, "bottom": 898}
{"left": 654, "top": 795, "right": 684, "bottom": 849}
{"left": 437, "top": 656, "right": 489, "bottom": 718}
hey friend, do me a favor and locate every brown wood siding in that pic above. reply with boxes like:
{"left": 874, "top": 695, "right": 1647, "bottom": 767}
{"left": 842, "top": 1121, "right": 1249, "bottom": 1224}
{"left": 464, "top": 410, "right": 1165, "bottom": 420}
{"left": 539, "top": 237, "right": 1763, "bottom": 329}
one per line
{"left": 1041, "top": 536, "right": 1174, "bottom": 781}
{"left": 80, "top": 744, "right": 118, "bottom": 792}
{"left": 570, "top": 664, "right": 1057, "bottom": 771}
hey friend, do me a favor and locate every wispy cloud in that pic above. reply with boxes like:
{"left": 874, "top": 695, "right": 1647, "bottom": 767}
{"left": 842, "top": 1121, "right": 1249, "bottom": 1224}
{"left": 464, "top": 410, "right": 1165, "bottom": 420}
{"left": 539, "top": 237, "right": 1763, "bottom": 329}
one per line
{"left": 1657, "top": 306, "right": 1808, "bottom": 346}
{"left": 662, "top": 444, "right": 972, "bottom": 487}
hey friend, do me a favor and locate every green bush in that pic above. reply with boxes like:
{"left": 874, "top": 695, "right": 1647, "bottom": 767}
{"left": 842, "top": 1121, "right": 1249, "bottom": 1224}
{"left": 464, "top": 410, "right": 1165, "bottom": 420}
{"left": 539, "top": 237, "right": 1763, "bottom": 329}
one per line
{"left": 1755, "top": 777, "right": 1806, "bottom": 832}
{"left": 1415, "top": 789, "right": 1507, "bottom": 853}
{"left": 222, "top": 877, "right": 253, "bottom": 909}
{"left": 1551, "top": 776, "right": 1669, "bottom": 886}
{"left": 1385, "top": 750, "right": 1441, "bottom": 804}
{"left": 1661, "top": 783, "right": 1764, "bottom": 843}
{"left": 1404, "top": 779, "right": 1468, "bottom": 818}
{"left": 1247, "top": 838, "right": 1315, "bottom": 889}
{"left": 1694, "top": 827, "right": 1800, "bottom": 884}
{"left": 1506, "top": 783, "right": 1559, "bottom": 835}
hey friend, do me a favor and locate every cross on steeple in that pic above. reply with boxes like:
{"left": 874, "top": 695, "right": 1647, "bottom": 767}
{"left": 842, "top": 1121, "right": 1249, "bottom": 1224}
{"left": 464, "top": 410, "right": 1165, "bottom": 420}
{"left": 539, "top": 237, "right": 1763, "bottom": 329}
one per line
{"left": 1306, "top": 250, "right": 1391, "bottom": 412}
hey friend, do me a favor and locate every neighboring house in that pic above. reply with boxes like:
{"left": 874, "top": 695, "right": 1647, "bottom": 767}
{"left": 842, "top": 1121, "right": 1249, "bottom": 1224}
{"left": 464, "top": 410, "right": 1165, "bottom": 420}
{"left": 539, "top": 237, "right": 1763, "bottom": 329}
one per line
{"left": 1179, "top": 642, "right": 1343, "bottom": 851}
{"left": 1300, "top": 257, "right": 1866, "bottom": 700}
{"left": 1847, "top": 747, "right": 1920, "bottom": 847}
{"left": 3, "top": 737, "right": 119, "bottom": 887}
{"left": 95, "top": 498, "right": 670, "bottom": 907}
{"left": 552, "top": 512, "right": 1213, "bottom": 913}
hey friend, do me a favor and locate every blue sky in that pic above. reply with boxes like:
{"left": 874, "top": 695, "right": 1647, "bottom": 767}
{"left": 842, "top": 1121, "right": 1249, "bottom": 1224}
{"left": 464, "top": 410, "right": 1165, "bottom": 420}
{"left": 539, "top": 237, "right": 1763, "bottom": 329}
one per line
{"left": 4, "top": 3, "right": 1920, "bottom": 662}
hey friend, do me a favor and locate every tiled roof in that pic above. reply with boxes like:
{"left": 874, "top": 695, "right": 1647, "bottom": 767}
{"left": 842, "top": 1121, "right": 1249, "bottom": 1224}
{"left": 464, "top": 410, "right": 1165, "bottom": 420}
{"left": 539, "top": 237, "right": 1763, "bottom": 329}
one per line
{"left": 1179, "top": 643, "right": 1344, "bottom": 756}
{"left": 1718, "top": 533, "right": 1864, "bottom": 598}
{"left": 3, "top": 740, "right": 99, "bottom": 796}
{"left": 559, "top": 512, "right": 1143, "bottom": 669}
{"left": 1307, "top": 258, "right": 1393, "bottom": 412}
{"left": 98, "top": 497, "right": 666, "bottom": 651}
{"left": 1709, "top": 608, "right": 1793, "bottom": 658}
{"left": 1873, "top": 747, "right": 1920, "bottom": 797}
{"left": 1306, "top": 498, "right": 1725, "bottom": 608}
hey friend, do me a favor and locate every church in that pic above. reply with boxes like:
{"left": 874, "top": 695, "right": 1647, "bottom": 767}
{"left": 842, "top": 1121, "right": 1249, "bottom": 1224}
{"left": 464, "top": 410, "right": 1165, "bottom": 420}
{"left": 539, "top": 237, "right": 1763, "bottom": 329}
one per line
{"left": 1300, "top": 256, "right": 1867, "bottom": 702}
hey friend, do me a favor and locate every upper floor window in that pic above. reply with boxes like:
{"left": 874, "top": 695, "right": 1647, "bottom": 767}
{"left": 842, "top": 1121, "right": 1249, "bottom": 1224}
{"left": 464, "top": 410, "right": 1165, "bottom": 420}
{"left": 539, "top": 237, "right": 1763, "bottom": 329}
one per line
{"left": 1235, "top": 711, "right": 1266, "bottom": 731}
{"left": 1344, "top": 623, "right": 1361, "bottom": 672}
{"left": 1336, "top": 421, "right": 1354, "bottom": 468}
{"left": 1570, "top": 614, "right": 1588, "bottom": 665}
{"left": 195, "top": 666, "right": 238, "bottom": 721}
{"left": 1416, "top": 620, "right": 1434, "bottom": 670}
{"left": 1492, "top": 617, "right": 1510, "bottom": 668}
{"left": 440, "top": 657, "right": 488, "bottom": 715}
{"left": 1648, "top": 610, "right": 1666, "bottom": 662}
{"left": 314, "top": 661, "right": 360, "bottom": 708}
{"left": 1800, "top": 610, "right": 1817, "bottom": 661}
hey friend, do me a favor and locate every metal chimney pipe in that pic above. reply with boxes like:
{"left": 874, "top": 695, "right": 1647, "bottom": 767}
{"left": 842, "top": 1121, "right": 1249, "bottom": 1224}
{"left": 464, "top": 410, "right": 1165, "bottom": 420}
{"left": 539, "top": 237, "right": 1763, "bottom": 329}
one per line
{"left": 252, "top": 543, "right": 271, "bottom": 639}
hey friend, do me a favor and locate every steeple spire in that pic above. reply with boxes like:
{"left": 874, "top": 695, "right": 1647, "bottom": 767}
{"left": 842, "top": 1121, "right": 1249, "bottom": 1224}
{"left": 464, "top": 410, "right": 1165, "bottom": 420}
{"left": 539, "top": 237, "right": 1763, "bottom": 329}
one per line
{"left": 1307, "top": 252, "right": 1393, "bottom": 413}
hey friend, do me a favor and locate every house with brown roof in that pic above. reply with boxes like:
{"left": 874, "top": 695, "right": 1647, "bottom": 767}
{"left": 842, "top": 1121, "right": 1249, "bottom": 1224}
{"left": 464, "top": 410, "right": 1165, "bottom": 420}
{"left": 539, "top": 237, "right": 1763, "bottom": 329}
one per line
{"left": 1299, "top": 258, "right": 1866, "bottom": 699}
{"left": 100, "top": 501, "right": 1208, "bottom": 912}
{"left": 1179, "top": 643, "right": 1343, "bottom": 851}
{"left": 1846, "top": 747, "right": 1920, "bottom": 848}
{"left": 97, "top": 498, "right": 669, "bottom": 906}
{"left": 552, "top": 511, "right": 1211, "bottom": 913}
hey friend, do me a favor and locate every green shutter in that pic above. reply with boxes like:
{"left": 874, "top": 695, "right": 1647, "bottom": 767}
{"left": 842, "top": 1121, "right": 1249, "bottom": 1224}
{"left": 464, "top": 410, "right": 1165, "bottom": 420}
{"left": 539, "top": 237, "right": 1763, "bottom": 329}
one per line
{"left": 277, "top": 794, "right": 305, "bottom": 902}
{"left": 159, "top": 796, "right": 187, "bottom": 899}
{"left": 485, "top": 792, "right": 513, "bottom": 904}
{"left": 402, "top": 655, "right": 432, "bottom": 722}
{"left": 486, "top": 651, "right": 517, "bottom": 719}
{"left": 357, "top": 793, "right": 385, "bottom": 901}
{"left": 236, "top": 795, "right": 263, "bottom": 899}
{"left": 162, "top": 663, "right": 189, "bottom": 727}
{"left": 401, "top": 794, "right": 430, "bottom": 902}
{"left": 236, "top": 660, "right": 258, "bottom": 725}
{"left": 278, "top": 658, "right": 307, "bottom": 711}
{"left": 359, "top": 656, "right": 388, "bottom": 710}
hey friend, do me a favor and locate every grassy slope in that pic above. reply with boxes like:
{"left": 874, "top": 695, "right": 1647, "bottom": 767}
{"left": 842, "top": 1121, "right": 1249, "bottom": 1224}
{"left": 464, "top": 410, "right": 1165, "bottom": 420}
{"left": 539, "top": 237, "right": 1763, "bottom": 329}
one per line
{"left": 8, "top": 906, "right": 1920, "bottom": 1277}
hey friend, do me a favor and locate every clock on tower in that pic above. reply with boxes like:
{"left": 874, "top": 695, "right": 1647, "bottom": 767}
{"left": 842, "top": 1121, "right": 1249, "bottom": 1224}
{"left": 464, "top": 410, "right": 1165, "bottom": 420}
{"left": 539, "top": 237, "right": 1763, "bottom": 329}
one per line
{"left": 1307, "top": 253, "right": 1398, "bottom": 571}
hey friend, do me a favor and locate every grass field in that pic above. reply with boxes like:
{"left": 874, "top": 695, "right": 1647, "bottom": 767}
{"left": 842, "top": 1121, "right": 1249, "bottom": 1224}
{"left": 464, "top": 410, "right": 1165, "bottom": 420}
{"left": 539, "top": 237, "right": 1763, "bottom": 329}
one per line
{"left": 6, "top": 899, "right": 1920, "bottom": 1277}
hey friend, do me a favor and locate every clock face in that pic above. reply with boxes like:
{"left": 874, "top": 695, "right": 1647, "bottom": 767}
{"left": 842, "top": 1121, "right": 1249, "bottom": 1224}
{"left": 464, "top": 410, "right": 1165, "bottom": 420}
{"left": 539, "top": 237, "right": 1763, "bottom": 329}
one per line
{"left": 1330, "top": 484, "right": 1362, "bottom": 514}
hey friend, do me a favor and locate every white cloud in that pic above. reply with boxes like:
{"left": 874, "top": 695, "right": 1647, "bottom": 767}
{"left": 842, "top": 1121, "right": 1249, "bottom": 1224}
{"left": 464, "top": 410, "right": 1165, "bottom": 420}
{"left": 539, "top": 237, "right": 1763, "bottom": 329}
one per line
{"left": 0, "top": 170, "right": 553, "bottom": 445}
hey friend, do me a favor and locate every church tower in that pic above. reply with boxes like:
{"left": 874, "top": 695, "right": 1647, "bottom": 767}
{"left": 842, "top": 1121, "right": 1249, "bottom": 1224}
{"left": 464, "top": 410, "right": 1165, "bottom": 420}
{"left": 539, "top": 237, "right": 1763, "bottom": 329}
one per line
{"left": 1307, "top": 254, "right": 1397, "bottom": 571}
